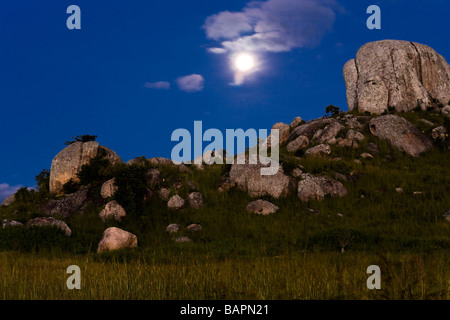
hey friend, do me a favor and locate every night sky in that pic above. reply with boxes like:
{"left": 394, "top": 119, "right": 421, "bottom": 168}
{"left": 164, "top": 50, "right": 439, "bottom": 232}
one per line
{"left": 1, "top": 0, "right": 449, "bottom": 201}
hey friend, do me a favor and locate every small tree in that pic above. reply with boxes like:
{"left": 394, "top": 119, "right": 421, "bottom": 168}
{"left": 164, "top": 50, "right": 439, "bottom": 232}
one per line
{"left": 325, "top": 105, "right": 340, "bottom": 117}
{"left": 64, "top": 135, "right": 98, "bottom": 145}
{"left": 35, "top": 169, "right": 50, "bottom": 193}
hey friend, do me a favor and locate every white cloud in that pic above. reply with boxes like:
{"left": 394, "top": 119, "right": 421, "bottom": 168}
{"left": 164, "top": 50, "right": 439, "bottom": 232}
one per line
{"left": 207, "top": 47, "right": 228, "bottom": 54}
{"left": 204, "top": 0, "right": 338, "bottom": 53}
{"left": 204, "top": 11, "right": 253, "bottom": 40}
{"left": 144, "top": 81, "right": 171, "bottom": 90}
{"left": 0, "top": 183, "right": 22, "bottom": 204}
{"left": 176, "top": 74, "right": 205, "bottom": 92}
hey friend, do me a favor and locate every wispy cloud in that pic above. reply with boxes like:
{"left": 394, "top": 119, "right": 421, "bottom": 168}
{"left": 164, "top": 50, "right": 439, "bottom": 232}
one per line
{"left": 176, "top": 74, "right": 205, "bottom": 92}
{"left": 204, "top": 0, "right": 338, "bottom": 54}
{"left": 0, "top": 183, "right": 22, "bottom": 204}
{"left": 144, "top": 81, "right": 171, "bottom": 90}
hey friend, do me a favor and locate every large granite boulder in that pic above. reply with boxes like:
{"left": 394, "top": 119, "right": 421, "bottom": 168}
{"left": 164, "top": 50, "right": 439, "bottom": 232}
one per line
{"left": 229, "top": 155, "right": 296, "bottom": 199}
{"left": 297, "top": 174, "right": 348, "bottom": 202}
{"left": 49, "top": 141, "right": 99, "bottom": 194}
{"left": 49, "top": 142, "right": 121, "bottom": 195}
{"left": 369, "top": 115, "right": 433, "bottom": 156}
{"left": 97, "top": 227, "right": 138, "bottom": 253}
{"left": 344, "top": 40, "right": 450, "bottom": 114}
{"left": 40, "top": 186, "right": 89, "bottom": 217}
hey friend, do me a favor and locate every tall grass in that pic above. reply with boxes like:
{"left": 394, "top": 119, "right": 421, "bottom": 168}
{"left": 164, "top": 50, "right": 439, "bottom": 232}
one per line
{"left": 0, "top": 251, "right": 448, "bottom": 300}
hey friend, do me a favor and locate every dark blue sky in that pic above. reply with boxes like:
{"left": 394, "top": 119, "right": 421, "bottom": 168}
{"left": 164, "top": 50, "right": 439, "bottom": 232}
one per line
{"left": 1, "top": 0, "right": 449, "bottom": 200}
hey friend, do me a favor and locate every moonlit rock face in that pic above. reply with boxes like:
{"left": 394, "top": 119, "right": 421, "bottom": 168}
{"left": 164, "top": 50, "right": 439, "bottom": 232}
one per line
{"left": 344, "top": 40, "right": 450, "bottom": 114}
{"left": 49, "top": 141, "right": 99, "bottom": 194}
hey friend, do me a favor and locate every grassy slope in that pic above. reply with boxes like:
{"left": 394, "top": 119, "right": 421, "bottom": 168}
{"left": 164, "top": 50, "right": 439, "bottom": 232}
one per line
{"left": 0, "top": 109, "right": 449, "bottom": 299}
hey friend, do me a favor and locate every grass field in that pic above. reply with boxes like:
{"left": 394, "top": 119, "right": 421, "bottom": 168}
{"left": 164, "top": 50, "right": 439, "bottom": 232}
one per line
{"left": 0, "top": 250, "right": 448, "bottom": 300}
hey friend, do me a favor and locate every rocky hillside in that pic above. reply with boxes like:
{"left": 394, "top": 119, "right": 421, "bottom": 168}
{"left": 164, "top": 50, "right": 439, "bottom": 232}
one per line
{"left": 1, "top": 40, "right": 449, "bottom": 256}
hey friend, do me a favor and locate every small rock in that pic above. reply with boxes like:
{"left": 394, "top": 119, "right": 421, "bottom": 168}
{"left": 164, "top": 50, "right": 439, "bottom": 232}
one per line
{"left": 418, "top": 119, "right": 435, "bottom": 126}
{"left": 97, "top": 227, "right": 138, "bottom": 253}
{"left": 354, "top": 159, "right": 362, "bottom": 164}
{"left": 2, "top": 219, "right": 23, "bottom": 228}
{"left": 218, "top": 176, "right": 235, "bottom": 192}
{"left": 246, "top": 199, "right": 279, "bottom": 215}
{"left": 101, "top": 178, "right": 118, "bottom": 199}
{"left": 304, "top": 208, "right": 319, "bottom": 215}
{"left": 360, "top": 153, "right": 373, "bottom": 159}
{"left": 173, "top": 181, "right": 183, "bottom": 190}
{"left": 443, "top": 210, "right": 450, "bottom": 221}
{"left": 366, "top": 143, "right": 380, "bottom": 154}
{"left": 395, "top": 188, "right": 404, "bottom": 193}
{"left": 286, "top": 135, "right": 309, "bottom": 153}
{"left": 336, "top": 213, "right": 344, "bottom": 218}
{"left": 168, "top": 195, "right": 185, "bottom": 210}
{"left": 187, "top": 192, "right": 203, "bottom": 209}
{"left": 187, "top": 181, "right": 197, "bottom": 191}
{"left": 334, "top": 172, "right": 349, "bottom": 182}
{"left": 305, "top": 144, "right": 331, "bottom": 157}
{"left": 337, "top": 139, "right": 359, "bottom": 149}
{"left": 292, "top": 168, "right": 304, "bottom": 178}
{"left": 166, "top": 224, "right": 180, "bottom": 233}
{"left": 159, "top": 188, "right": 170, "bottom": 201}
{"left": 346, "top": 130, "right": 365, "bottom": 142}
{"left": 442, "top": 105, "right": 450, "bottom": 118}
{"left": 186, "top": 224, "right": 202, "bottom": 232}
{"left": 431, "top": 126, "right": 448, "bottom": 141}
{"left": 146, "top": 169, "right": 161, "bottom": 189}
{"left": 290, "top": 117, "right": 303, "bottom": 129}
{"left": 99, "top": 200, "right": 127, "bottom": 222}
{"left": 176, "top": 236, "right": 192, "bottom": 243}
{"left": 413, "top": 191, "right": 423, "bottom": 196}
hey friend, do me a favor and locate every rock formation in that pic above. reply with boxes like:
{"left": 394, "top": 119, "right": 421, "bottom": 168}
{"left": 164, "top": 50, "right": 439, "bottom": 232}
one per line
{"left": 27, "top": 217, "right": 72, "bottom": 236}
{"left": 297, "top": 174, "right": 348, "bottom": 202}
{"left": 344, "top": 40, "right": 450, "bottom": 114}
{"left": 369, "top": 115, "right": 433, "bottom": 156}
{"left": 40, "top": 186, "right": 89, "bottom": 217}
{"left": 229, "top": 155, "right": 296, "bottom": 199}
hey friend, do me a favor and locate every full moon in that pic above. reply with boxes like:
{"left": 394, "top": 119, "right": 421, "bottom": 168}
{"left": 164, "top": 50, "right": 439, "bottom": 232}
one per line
{"left": 234, "top": 53, "right": 256, "bottom": 72}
